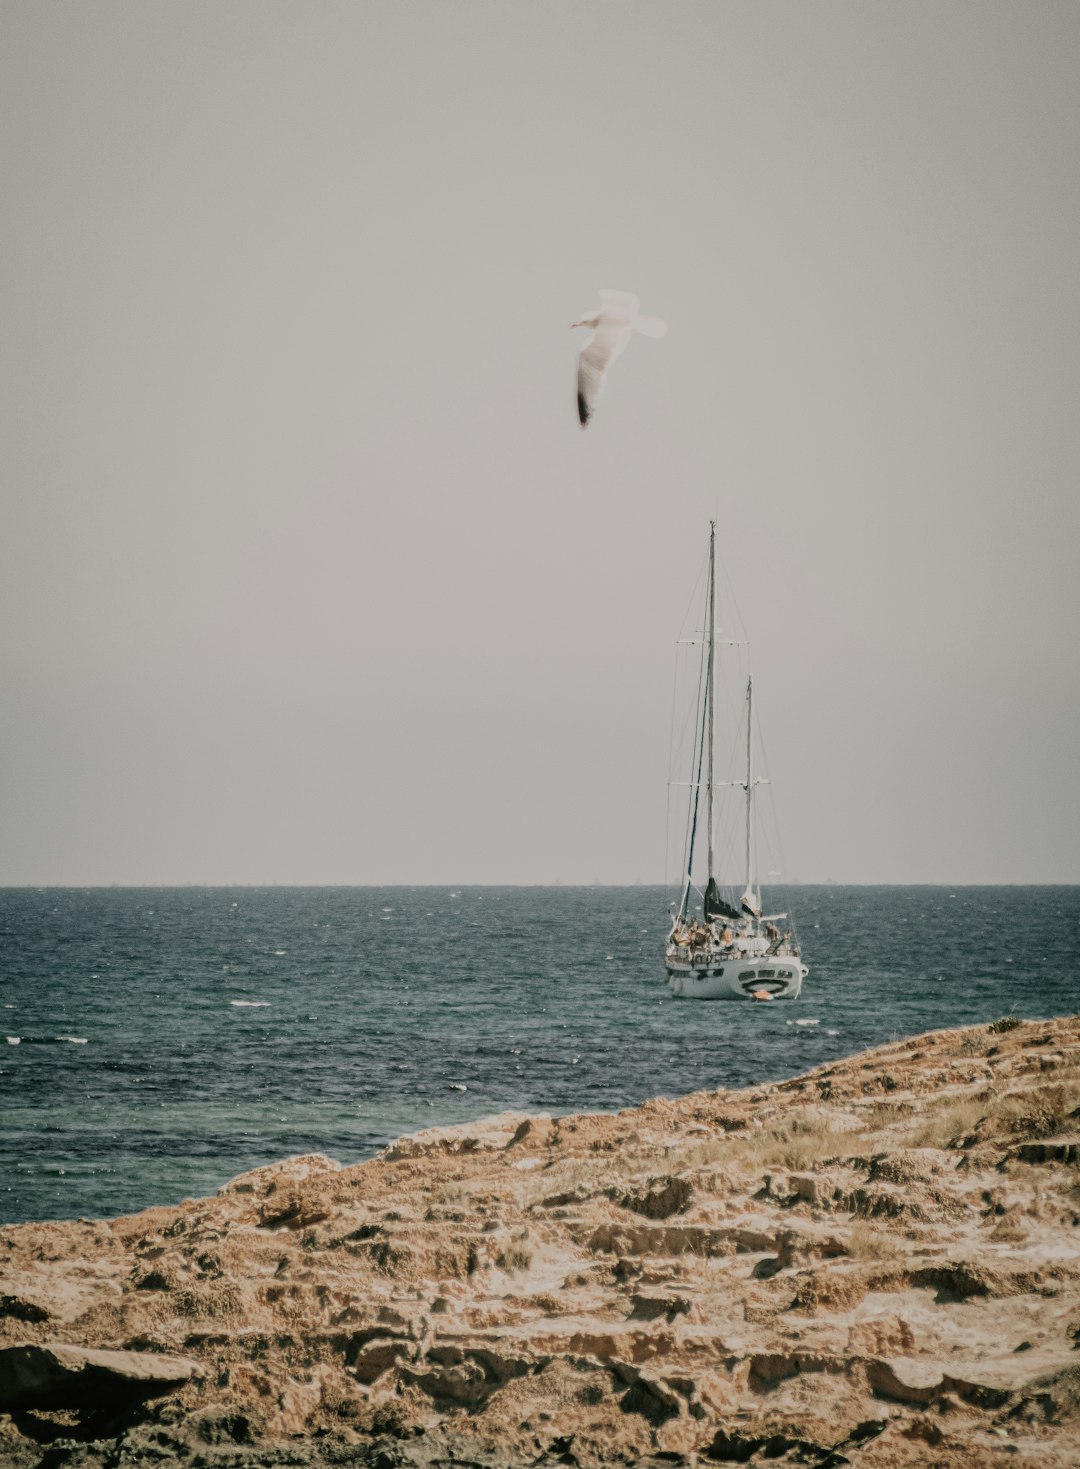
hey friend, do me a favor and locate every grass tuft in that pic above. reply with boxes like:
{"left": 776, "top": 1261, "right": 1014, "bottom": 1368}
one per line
{"left": 497, "top": 1240, "right": 533, "bottom": 1271}
{"left": 845, "top": 1221, "right": 902, "bottom": 1260}
{"left": 988, "top": 1016, "right": 1022, "bottom": 1034}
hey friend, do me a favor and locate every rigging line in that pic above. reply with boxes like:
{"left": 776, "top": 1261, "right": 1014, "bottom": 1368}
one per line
{"left": 714, "top": 640, "right": 752, "bottom": 811}
{"left": 713, "top": 530, "right": 752, "bottom": 657}
{"left": 668, "top": 668, "right": 695, "bottom": 890}
{"left": 669, "top": 644, "right": 704, "bottom": 783}
{"left": 676, "top": 625, "right": 709, "bottom": 899}
{"left": 674, "top": 545, "right": 709, "bottom": 645}
{"left": 666, "top": 546, "right": 710, "bottom": 893}
{"left": 663, "top": 638, "right": 683, "bottom": 894}
{"left": 680, "top": 627, "right": 712, "bottom": 922}
{"left": 759, "top": 768, "right": 800, "bottom": 943}
{"left": 748, "top": 692, "right": 802, "bottom": 945}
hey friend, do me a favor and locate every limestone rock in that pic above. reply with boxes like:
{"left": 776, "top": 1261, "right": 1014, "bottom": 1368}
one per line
{"left": 0, "top": 1342, "right": 199, "bottom": 1410}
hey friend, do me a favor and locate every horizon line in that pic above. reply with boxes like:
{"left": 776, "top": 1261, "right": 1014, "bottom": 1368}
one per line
{"left": 1, "top": 880, "right": 1078, "bottom": 891}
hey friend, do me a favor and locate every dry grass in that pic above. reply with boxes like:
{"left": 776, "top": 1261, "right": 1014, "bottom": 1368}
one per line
{"left": 669, "top": 1138, "right": 732, "bottom": 1172}
{"left": 431, "top": 1182, "right": 470, "bottom": 1205}
{"left": 496, "top": 1240, "right": 533, "bottom": 1271}
{"left": 523, "top": 1057, "right": 1080, "bottom": 1211}
{"left": 992, "top": 1082, "right": 1080, "bottom": 1138}
{"left": 524, "top": 1148, "right": 665, "bottom": 1208}
{"left": 989, "top": 1213, "right": 1029, "bottom": 1243}
{"left": 863, "top": 1101, "right": 908, "bottom": 1127}
{"left": 754, "top": 1128, "right": 871, "bottom": 1172}
{"left": 845, "top": 1221, "right": 902, "bottom": 1260}
{"left": 725, "top": 1107, "right": 872, "bottom": 1172}
{"left": 906, "top": 1077, "right": 1080, "bottom": 1150}
{"left": 907, "top": 1098, "right": 988, "bottom": 1149}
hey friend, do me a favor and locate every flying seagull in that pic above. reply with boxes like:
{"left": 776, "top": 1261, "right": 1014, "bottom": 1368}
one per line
{"left": 570, "top": 289, "right": 667, "bottom": 428}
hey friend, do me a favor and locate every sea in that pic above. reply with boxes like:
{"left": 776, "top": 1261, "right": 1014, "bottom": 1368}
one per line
{"left": 1, "top": 885, "right": 1077, "bottom": 1227}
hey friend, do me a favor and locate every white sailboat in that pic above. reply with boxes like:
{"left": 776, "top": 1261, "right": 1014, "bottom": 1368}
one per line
{"left": 664, "top": 522, "right": 808, "bottom": 1001}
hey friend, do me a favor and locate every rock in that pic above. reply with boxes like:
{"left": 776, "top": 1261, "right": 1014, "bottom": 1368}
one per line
{"left": 0, "top": 1295, "right": 48, "bottom": 1323}
{"left": 507, "top": 1115, "right": 554, "bottom": 1149}
{"left": 0, "top": 1342, "right": 199, "bottom": 1411}
{"left": 617, "top": 1175, "right": 694, "bottom": 1219}
{"left": 787, "top": 1173, "right": 819, "bottom": 1204}
{"left": 351, "top": 1338, "right": 414, "bottom": 1384}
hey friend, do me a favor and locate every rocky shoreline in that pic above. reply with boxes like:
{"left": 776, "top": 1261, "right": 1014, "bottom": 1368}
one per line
{"left": 2, "top": 1015, "right": 1079, "bottom": 1467}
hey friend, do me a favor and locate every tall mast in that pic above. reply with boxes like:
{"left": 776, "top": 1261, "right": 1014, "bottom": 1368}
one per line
{"left": 706, "top": 520, "right": 717, "bottom": 883}
{"left": 742, "top": 676, "right": 757, "bottom": 916}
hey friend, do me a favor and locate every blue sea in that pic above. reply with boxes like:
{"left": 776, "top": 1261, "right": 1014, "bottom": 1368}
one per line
{"left": 1, "top": 885, "right": 1077, "bottom": 1226}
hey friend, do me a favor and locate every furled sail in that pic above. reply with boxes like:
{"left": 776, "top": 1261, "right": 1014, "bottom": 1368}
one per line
{"left": 704, "top": 879, "right": 740, "bottom": 923}
{"left": 740, "top": 886, "right": 762, "bottom": 919}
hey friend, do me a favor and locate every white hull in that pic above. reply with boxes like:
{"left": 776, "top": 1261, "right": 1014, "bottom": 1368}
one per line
{"left": 665, "top": 950, "right": 806, "bottom": 1001}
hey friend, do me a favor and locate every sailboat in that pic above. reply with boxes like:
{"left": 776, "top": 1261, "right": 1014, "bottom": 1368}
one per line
{"left": 664, "top": 522, "right": 808, "bottom": 1001}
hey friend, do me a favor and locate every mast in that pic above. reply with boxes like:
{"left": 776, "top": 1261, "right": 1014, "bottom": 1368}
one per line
{"left": 744, "top": 677, "right": 753, "bottom": 902}
{"left": 741, "top": 676, "right": 760, "bottom": 919}
{"left": 706, "top": 520, "right": 717, "bottom": 883}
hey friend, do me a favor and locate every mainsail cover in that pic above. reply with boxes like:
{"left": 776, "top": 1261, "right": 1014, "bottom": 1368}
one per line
{"left": 704, "top": 879, "right": 740, "bottom": 923}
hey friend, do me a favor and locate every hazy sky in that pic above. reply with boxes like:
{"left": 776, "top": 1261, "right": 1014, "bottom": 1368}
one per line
{"left": 3, "top": 1, "right": 1078, "bottom": 885}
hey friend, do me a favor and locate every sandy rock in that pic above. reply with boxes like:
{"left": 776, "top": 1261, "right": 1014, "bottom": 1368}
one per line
{"left": 0, "top": 1341, "right": 198, "bottom": 1410}
{"left": 507, "top": 1115, "right": 555, "bottom": 1149}
{"left": 0, "top": 1297, "right": 48, "bottom": 1325}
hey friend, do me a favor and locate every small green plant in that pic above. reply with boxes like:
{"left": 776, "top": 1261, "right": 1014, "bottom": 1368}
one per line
{"left": 988, "top": 1015, "right": 1022, "bottom": 1034}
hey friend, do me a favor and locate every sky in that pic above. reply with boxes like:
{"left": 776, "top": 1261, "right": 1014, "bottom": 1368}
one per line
{"left": 2, "top": 1, "right": 1078, "bottom": 886}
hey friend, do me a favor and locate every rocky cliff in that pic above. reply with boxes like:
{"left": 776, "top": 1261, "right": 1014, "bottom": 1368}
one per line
{"left": 2, "top": 1015, "right": 1079, "bottom": 1468}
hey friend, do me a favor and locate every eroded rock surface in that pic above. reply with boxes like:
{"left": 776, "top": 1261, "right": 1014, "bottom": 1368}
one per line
{"left": 2, "top": 1016, "right": 1079, "bottom": 1466}
{"left": 0, "top": 1341, "right": 198, "bottom": 1410}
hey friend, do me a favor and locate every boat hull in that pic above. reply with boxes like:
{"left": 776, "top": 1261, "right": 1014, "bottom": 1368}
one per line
{"left": 665, "top": 953, "right": 806, "bottom": 1001}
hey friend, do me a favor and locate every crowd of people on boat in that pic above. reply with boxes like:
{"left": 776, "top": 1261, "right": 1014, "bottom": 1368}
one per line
{"left": 668, "top": 917, "right": 794, "bottom": 955}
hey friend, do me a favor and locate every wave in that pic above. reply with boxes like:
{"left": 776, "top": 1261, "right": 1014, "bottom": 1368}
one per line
{"left": 5, "top": 1034, "right": 88, "bottom": 1045}
{"left": 230, "top": 1000, "right": 271, "bottom": 1008}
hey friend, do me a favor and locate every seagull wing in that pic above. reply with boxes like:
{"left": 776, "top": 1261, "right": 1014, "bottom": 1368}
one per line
{"left": 598, "top": 289, "right": 640, "bottom": 321}
{"left": 577, "top": 318, "right": 632, "bottom": 427}
{"left": 634, "top": 314, "right": 667, "bottom": 339}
